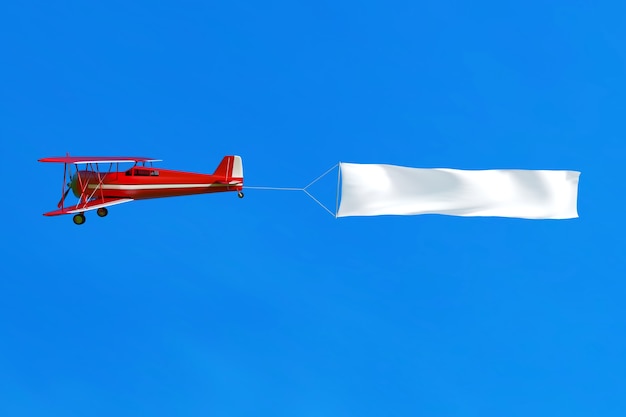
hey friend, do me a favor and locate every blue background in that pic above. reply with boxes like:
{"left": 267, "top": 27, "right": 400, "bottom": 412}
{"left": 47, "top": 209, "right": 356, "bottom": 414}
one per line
{"left": 1, "top": 1, "right": 625, "bottom": 416}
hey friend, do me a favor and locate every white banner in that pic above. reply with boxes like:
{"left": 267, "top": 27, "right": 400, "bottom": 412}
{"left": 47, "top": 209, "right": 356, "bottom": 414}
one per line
{"left": 337, "top": 163, "right": 580, "bottom": 219}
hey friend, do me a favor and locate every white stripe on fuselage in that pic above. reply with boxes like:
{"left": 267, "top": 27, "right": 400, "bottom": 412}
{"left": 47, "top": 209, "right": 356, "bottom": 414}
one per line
{"left": 87, "top": 183, "right": 242, "bottom": 190}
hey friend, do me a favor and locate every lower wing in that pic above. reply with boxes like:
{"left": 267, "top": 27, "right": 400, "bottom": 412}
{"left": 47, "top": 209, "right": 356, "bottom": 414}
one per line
{"left": 43, "top": 198, "right": 134, "bottom": 216}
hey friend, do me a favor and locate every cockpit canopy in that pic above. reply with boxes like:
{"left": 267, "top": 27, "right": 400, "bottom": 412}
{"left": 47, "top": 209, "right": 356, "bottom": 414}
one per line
{"left": 125, "top": 168, "right": 159, "bottom": 176}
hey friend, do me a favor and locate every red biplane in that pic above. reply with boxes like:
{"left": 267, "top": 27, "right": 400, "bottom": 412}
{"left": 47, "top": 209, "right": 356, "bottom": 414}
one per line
{"left": 39, "top": 155, "right": 244, "bottom": 225}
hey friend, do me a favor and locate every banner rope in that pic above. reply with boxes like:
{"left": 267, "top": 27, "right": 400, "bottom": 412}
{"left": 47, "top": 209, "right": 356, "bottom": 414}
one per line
{"left": 243, "top": 186, "right": 302, "bottom": 191}
{"left": 243, "top": 163, "right": 340, "bottom": 217}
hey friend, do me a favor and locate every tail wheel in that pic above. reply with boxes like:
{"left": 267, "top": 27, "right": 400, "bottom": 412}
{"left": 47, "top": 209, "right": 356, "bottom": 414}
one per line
{"left": 238, "top": 191, "right": 244, "bottom": 199}
{"left": 97, "top": 207, "right": 108, "bottom": 217}
{"left": 73, "top": 213, "right": 86, "bottom": 225}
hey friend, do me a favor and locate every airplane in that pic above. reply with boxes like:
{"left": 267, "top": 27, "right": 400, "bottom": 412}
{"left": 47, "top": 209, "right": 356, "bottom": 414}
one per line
{"left": 39, "top": 155, "right": 244, "bottom": 225}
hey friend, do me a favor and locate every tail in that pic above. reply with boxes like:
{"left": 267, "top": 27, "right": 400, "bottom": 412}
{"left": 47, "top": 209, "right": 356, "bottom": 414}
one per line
{"left": 213, "top": 155, "right": 244, "bottom": 184}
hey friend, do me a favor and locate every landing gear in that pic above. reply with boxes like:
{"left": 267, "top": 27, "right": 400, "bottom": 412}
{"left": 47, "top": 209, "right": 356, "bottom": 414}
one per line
{"left": 96, "top": 207, "right": 108, "bottom": 217}
{"left": 73, "top": 213, "right": 86, "bottom": 225}
{"left": 238, "top": 191, "right": 244, "bottom": 199}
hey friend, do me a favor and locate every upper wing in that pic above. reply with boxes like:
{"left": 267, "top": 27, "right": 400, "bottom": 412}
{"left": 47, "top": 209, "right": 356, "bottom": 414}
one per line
{"left": 43, "top": 197, "right": 134, "bottom": 216}
{"left": 39, "top": 156, "right": 161, "bottom": 164}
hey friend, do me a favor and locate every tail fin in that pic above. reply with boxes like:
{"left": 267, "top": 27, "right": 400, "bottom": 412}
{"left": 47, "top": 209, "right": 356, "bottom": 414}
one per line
{"left": 213, "top": 155, "right": 244, "bottom": 181}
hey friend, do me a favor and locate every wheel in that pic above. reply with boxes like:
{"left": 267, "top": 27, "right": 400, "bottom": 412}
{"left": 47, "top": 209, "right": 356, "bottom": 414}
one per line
{"left": 73, "top": 213, "right": 86, "bottom": 225}
{"left": 96, "top": 207, "right": 108, "bottom": 217}
{"left": 238, "top": 191, "right": 244, "bottom": 199}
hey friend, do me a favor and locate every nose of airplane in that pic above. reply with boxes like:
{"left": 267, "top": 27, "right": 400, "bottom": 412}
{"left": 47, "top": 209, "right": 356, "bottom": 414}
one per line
{"left": 57, "top": 173, "right": 80, "bottom": 208}
{"left": 70, "top": 174, "right": 81, "bottom": 197}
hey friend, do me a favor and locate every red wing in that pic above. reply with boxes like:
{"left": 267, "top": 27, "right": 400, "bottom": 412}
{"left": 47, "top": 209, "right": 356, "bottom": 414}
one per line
{"left": 43, "top": 198, "right": 134, "bottom": 216}
{"left": 39, "top": 156, "right": 161, "bottom": 164}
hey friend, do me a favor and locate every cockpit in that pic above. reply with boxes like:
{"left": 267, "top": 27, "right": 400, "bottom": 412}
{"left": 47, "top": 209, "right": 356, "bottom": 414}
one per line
{"left": 125, "top": 168, "right": 160, "bottom": 176}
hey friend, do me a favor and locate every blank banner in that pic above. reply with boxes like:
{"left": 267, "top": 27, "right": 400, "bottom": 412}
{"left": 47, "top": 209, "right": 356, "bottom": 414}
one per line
{"left": 337, "top": 163, "right": 580, "bottom": 219}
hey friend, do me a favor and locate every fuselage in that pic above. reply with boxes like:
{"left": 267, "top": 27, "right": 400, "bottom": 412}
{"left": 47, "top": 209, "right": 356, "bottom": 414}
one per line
{"left": 71, "top": 167, "right": 244, "bottom": 200}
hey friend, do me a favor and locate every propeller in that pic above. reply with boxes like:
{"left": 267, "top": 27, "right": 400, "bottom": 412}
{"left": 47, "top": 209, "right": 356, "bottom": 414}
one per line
{"left": 57, "top": 183, "right": 71, "bottom": 208}
{"left": 57, "top": 172, "right": 76, "bottom": 208}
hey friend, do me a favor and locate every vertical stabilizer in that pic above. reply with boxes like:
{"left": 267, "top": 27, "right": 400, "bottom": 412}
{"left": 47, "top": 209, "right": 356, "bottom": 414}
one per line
{"left": 213, "top": 155, "right": 244, "bottom": 181}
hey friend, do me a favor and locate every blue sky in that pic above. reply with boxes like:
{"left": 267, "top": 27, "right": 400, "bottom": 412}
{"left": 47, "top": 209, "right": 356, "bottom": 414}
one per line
{"left": 1, "top": 1, "right": 625, "bottom": 416}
